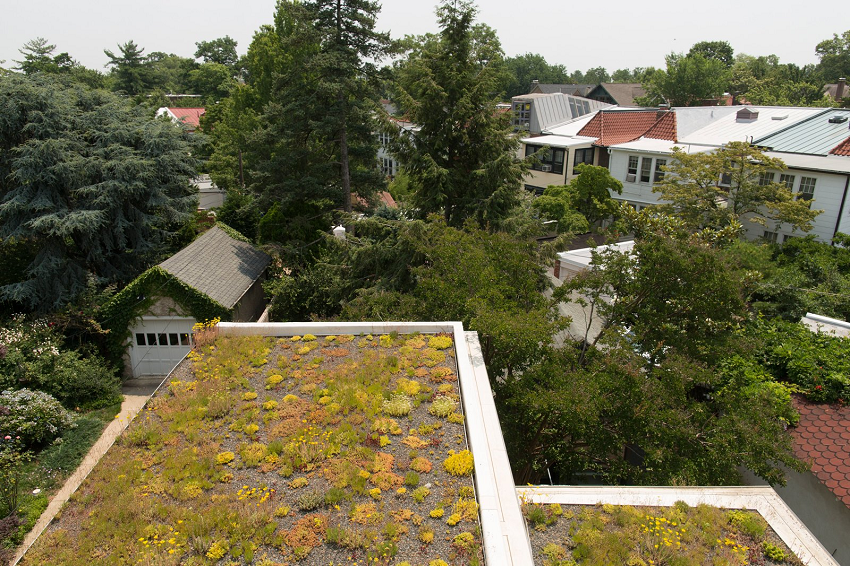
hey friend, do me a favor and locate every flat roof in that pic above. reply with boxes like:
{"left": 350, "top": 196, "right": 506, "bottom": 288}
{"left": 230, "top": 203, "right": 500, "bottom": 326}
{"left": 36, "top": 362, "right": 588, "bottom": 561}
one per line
{"left": 556, "top": 240, "right": 635, "bottom": 269}
{"left": 521, "top": 134, "right": 596, "bottom": 149}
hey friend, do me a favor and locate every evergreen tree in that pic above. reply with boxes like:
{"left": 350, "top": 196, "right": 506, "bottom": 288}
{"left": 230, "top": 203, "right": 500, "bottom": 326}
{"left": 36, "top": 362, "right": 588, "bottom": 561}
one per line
{"left": 0, "top": 74, "right": 198, "bottom": 311}
{"left": 392, "top": 0, "right": 529, "bottom": 228}
{"left": 14, "top": 37, "right": 76, "bottom": 75}
{"left": 104, "top": 40, "right": 151, "bottom": 95}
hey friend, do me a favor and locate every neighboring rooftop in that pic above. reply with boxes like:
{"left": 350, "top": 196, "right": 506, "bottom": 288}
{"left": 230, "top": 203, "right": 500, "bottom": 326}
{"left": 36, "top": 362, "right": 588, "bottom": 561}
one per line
{"left": 587, "top": 82, "right": 647, "bottom": 107}
{"left": 577, "top": 109, "right": 677, "bottom": 146}
{"left": 156, "top": 107, "right": 206, "bottom": 130}
{"left": 678, "top": 106, "right": 825, "bottom": 146}
{"left": 755, "top": 109, "right": 850, "bottom": 155}
{"left": 790, "top": 396, "right": 850, "bottom": 508}
{"left": 511, "top": 92, "right": 610, "bottom": 133}
{"left": 159, "top": 226, "right": 270, "bottom": 309}
{"left": 528, "top": 82, "right": 596, "bottom": 96}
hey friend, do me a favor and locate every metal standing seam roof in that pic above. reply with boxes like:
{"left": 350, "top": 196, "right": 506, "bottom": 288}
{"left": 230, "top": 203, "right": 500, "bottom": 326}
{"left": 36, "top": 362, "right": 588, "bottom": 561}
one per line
{"left": 754, "top": 109, "right": 850, "bottom": 155}
{"left": 678, "top": 107, "right": 827, "bottom": 146}
{"left": 158, "top": 226, "right": 271, "bottom": 309}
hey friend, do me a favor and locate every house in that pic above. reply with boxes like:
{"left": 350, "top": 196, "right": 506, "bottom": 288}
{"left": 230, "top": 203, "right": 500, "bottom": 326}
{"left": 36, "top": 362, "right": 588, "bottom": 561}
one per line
{"left": 510, "top": 92, "right": 610, "bottom": 135}
{"left": 377, "top": 117, "right": 418, "bottom": 178}
{"left": 114, "top": 225, "right": 270, "bottom": 377}
{"left": 155, "top": 106, "right": 206, "bottom": 133}
{"left": 607, "top": 106, "right": 850, "bottom": 242}
{"left": 586, "top": 83, "right": 647, "bottom": 106}
{"left": 554, "top": 240, "right": 635, "bottom": 281}
{"left": 527, "top": 81, "right": 596, "bottom": 97}
{"left": 823, "top": 78, "right": 847, "bottom": 102}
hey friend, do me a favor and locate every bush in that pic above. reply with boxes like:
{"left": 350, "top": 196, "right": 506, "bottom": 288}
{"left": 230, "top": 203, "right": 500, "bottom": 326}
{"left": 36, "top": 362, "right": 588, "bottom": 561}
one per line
{"left": 0, "top": 389, "right": 75, "bottom": 449}
{"left": 0, "top": 317, "right": 120, "bottom": 409}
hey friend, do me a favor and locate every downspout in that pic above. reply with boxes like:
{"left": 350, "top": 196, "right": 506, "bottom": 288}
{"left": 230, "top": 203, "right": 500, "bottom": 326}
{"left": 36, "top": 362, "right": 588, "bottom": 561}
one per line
{"left": 834, "top": 174, "right": 850, "bottom": 240}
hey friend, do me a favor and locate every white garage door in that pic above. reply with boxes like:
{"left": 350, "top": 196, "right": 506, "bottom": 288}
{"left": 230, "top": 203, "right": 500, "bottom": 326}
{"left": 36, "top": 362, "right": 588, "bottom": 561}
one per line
{"left": 129, "top": 317, "right": 196, "bottom": 377}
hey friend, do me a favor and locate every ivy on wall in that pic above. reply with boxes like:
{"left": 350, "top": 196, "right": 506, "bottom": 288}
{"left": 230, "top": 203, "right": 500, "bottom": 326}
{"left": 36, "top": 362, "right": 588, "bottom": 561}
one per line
{"left": 99, "top": 266, "right": 231, "bottom": 366}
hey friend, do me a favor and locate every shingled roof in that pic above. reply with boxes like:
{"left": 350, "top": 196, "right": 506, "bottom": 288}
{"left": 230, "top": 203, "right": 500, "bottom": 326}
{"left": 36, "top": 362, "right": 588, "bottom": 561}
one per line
{"left": 159, "top": 226, "right": 270, "bottom": 309}
{"left": 791, "top": 396, "right": 850, "bottom": 508}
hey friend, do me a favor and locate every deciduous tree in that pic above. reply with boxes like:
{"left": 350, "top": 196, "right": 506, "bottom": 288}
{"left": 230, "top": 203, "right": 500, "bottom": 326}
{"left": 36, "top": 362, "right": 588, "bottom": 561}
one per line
{"left": 653, "top": 141, "right": 822, "bottom": 233}
{"left": 638, "top": 52, "right": 728, "bottom": 106}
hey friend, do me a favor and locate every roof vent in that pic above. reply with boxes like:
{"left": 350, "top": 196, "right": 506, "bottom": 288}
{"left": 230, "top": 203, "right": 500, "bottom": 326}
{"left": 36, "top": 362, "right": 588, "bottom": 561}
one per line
{"left": 771, "top": 115, "right": 788, "bottom": 120}
{"left": 828, "top": 115, "right": 848, "bottom": 124}
{"left": 736, "top": 108, "right": 759, "bottom": 121}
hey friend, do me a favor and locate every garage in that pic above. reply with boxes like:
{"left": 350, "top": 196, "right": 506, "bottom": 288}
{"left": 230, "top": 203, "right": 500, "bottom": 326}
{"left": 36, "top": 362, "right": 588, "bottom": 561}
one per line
{"left": 128, "top": 316, "right": 196, "bottom": 377}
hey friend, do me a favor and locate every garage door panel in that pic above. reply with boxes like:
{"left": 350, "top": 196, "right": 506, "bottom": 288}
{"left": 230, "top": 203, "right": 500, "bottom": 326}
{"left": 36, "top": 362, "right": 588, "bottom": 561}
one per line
{"left": 129, "top": 318, "right": 195, "bottom": 377}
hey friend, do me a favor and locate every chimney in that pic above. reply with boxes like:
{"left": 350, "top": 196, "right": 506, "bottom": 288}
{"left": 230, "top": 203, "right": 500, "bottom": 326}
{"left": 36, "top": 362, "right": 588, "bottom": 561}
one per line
{"left": 838, "top": 78, "right": 846, "bottom": 100}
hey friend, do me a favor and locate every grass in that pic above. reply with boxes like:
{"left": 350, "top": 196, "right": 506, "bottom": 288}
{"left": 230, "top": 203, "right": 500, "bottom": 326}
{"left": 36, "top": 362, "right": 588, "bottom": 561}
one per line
{"left": 1, "top": 401, "right": 121, "bottom": 561}
{"left": 522, "top": 501, "right": 805, "bottom": 566}
{"left": 20, "top": 333, "right": 482, "bottom": 565}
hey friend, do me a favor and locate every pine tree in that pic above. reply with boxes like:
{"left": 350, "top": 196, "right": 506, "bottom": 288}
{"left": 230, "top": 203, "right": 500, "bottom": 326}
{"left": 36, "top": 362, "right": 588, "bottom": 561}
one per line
{"left": 104, "top": 40, "right": 151, "bottom": 95}
{"left": 392, "top": 0, "right": 529, "bottom": 228}
{"left": 0, "top": 74, "right": 198, "bottom": 311}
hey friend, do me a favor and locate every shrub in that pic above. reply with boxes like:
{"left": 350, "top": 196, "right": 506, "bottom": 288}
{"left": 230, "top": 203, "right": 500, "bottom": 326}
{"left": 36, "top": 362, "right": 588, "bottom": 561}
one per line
{"left": 0, "top": 389, "right": 75, "bottom": 448}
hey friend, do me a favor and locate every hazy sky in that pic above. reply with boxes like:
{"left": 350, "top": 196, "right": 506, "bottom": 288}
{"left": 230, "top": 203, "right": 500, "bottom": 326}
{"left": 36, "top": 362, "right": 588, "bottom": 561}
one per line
{"left": 1, "top": 0, "right": 845, "bottom": 74}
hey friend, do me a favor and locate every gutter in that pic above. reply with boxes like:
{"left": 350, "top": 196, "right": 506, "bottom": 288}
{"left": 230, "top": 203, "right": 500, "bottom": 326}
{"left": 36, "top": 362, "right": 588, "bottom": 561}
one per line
{"left": 834, "top": 174, "right": 850, "bottom": 239}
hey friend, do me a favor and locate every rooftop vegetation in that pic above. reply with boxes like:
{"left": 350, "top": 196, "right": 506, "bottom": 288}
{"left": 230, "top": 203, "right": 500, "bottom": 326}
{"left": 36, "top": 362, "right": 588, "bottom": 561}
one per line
{"left": 522, "top": 501, "right": 803, "bottom": 566}
{"left": 21, "top": 331, "right": 483, "bottom": 565}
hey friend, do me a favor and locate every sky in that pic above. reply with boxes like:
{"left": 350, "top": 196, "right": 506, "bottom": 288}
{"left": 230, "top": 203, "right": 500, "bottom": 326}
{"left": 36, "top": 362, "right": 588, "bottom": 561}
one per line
{"left": 1, "top": 0, "right": 846, "bottom": 75}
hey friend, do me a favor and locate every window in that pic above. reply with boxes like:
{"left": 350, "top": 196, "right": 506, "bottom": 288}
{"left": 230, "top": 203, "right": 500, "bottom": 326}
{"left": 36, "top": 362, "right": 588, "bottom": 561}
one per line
{"left": 526, "top": 144, "right": 565, "bottom": 175}
{"left": 180, "top": 333, "right": 192, "bottom": 346}
{"left": 147, "top": 333, "right": 157, "bottom": 346}
{"left": 169, "top": 333, "right": 179, "bottom": 346}
{"left": 799, "top": 177, "right": 816, "bottom": 201}
{"left": 640, "top": 157, "right": 652, "bottom": 183}
{"left": 763, "top": 230, "right": 778, "bottom": 243}
{"left": 513, "top": 101, "right": 532, "bottom": 130}
{"left": 718, "top": 172, "right": 732, "bottom": 187}
{"left": 626, "top": 156, "right": 639, "bottom": 182}
{"left": 758, "top": 172, "right": 775, "bottom": 186}
{"left": 573, "top": 147, "right": 594, "bottom": 174}
{"left": 653, "top": 159, "right": 667, "bottom": 183}
{"left": 136, "top": 333, "right": 146, "bottom": 346}
{"left": 779, "top": 174, "right": 795, "bottom": 189}
{"left": 783, "top": 234, "right": 796, "bottom": 243}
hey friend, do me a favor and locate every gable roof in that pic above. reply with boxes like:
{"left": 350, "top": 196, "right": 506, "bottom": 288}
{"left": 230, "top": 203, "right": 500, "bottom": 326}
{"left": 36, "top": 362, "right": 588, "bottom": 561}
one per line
{"left": 159, "top": 107, "right": 206, "bottom": 129}
{"left": 588, "top": 83, "right": 646, "bottom": 106}
{"left": 529, "top": 83, "right": 596, "bottom": 96}
{"left": 642, "top": 111, "right": 678, "bottom": 141}
{"left": 159, "top": 226, "right": 270, "bottom": 309}
{"left": 791, "top": 395, "right": 850, "bottom": 508}
{"left": 577, "top": 109, "right": 676, "bottom": 146}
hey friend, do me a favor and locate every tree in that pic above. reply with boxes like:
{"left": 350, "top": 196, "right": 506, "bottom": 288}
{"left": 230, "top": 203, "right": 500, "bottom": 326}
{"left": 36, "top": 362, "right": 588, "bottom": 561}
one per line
{"left": 688, "top": 40, "right": 734, "bottom": 68}
{"left": 0, "top": 74, "right": 198, "bottom": 311}
{"left": 195, "top": 36, "right": 239, "bottom": 68}
{"left": 392, "top": 0, "right": 530, "bottom": 228}
{"left": 499, "top": 212, "right": 803, "bottom": 486}
{"left": 653, "top": 141, "right": 822, "bottom": 233}
{"left": 638, "top": 52, "right": 728, "bottom": 106}
{"left": 503, "top": 53, "right": 569, "bottom": 98}
{"left": 582, "top": 66, "right": 610, "bottom": 84}
{"left": 104, "top": 40, "right": 151, "bottom": 95}
{"left": 14, "top": 38, "right": 76, "bottom": 75}
{"left": 533, "top": 164, "right": 623, "bottom": 233}
{"left": 815, "top": 30, "right": 850, "bottom": 83}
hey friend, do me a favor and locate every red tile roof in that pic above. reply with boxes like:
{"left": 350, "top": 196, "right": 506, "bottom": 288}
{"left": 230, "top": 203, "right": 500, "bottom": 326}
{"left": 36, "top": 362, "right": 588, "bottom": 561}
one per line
{"left": 830, "top": 136, "right": 850, "bottom": 156}
{"left": 168, "top": 107, "right": 205, "bottom": 129}
{"left": 643, "top": 112, "right": 677, "bottom": 142}
{"left": 577, "top": 110, "right": 677, "bottom": 146}
{"left": 790, "top": 395, "right": 850, "bottom": 508}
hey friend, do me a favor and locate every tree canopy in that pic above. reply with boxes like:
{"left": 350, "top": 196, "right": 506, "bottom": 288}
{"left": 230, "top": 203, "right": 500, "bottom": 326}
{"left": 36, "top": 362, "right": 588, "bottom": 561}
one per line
{"left": 638, "top": 52, "right": 728, "bottom": 106}
{"left": 391, "top": 0, "right": 529, "bottom": 228}
{"left": 0, "top": 74, "right": 198, "bottom": 311}
{"left": 653, "top": 142, "right": 822, "bottom": 233}
{"left": 533, "top": 164, "right": 623, "bottom": 233}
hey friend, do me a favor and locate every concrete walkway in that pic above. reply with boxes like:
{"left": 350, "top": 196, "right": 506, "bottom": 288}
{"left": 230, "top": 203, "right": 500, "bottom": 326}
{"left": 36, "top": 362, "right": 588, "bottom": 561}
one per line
{"left": 12, "top": 376, "right": 165, "bottom": 565}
